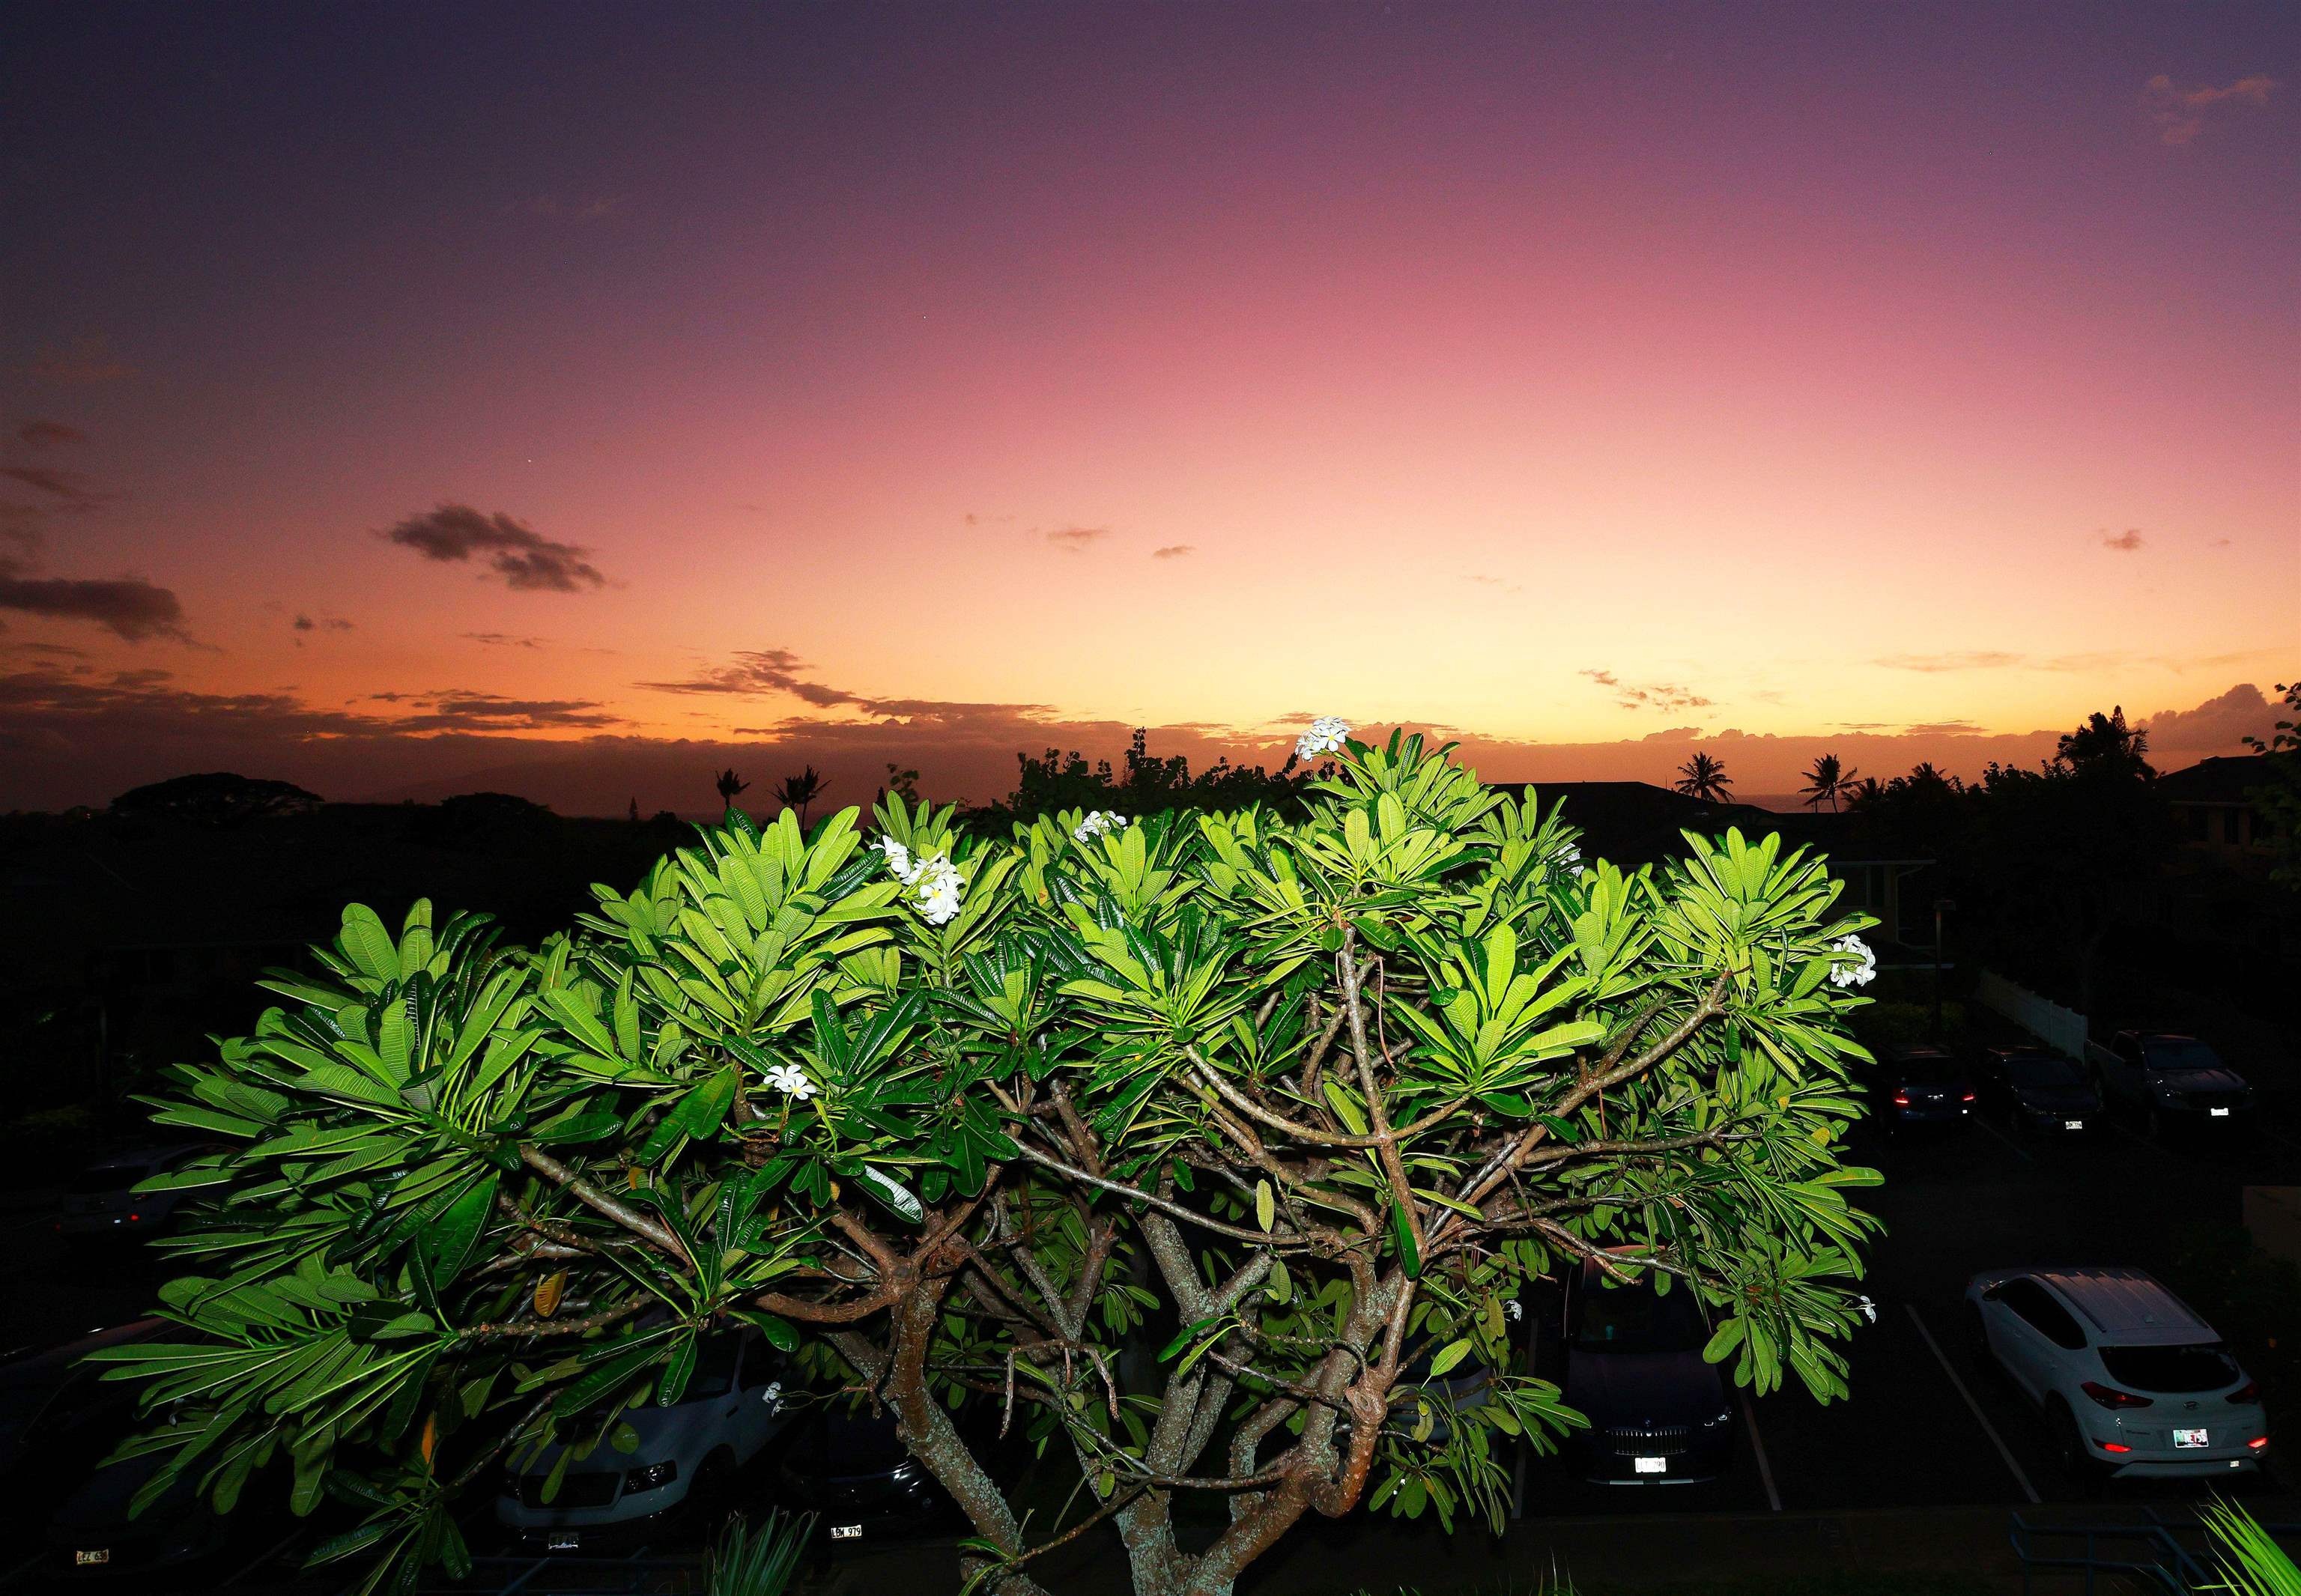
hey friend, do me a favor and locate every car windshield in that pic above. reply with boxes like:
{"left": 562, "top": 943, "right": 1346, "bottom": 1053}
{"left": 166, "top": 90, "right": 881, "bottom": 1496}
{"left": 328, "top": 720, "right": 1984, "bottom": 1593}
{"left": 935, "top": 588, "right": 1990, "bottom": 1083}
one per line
{"left": 2098, "top": 1343, "right": 2240, "bottom": 1394}
{"left": 2007, "top": 1057, "right": 2086, "bottom": 1087}
{"left": 688, "top": 1336, "right": 742, "bottom": 1399}
{"left": 1574, "top": 1273, "right": 1707, "bottom": 1353}
{"left": 2144, "top": 1040, "right": 2224, "bottom": 1073}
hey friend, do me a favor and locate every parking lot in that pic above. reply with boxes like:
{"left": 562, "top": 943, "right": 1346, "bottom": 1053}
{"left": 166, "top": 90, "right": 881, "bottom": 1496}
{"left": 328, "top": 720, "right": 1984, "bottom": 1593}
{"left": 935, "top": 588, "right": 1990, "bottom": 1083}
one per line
{"left": 1518, "top": 1095, "right": 2301, "bottom": 1522}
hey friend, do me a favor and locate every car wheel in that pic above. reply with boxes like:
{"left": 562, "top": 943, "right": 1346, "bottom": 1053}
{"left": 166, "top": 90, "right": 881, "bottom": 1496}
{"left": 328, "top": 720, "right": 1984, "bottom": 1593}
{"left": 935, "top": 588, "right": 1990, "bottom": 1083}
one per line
{"left": 2049, "top": 1398, "right": 2106, "bottom": 1499}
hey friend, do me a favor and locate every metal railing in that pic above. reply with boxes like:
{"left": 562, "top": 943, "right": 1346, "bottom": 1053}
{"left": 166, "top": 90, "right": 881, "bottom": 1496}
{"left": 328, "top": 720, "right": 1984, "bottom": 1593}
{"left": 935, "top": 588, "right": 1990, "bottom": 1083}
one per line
{"left": 2010, "top": 1505, "right": 2299, "bottom": 1595}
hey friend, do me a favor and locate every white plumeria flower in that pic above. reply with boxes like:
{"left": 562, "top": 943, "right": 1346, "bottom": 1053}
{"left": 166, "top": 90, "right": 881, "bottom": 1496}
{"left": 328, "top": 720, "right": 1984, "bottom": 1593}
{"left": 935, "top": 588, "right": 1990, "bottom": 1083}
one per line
{"left": 1072, "top": 810, "right": 1129, "bottom": 843}
{"left": 910, "top": 854, "right": 966, "bottom": 926}
{"left": 1828, "top": 933, "right": 1879, "bottom": 989}
{"left": 1295, "top": 715, "right": 1351, "bottom": 761}
{"left": 875, "top": 834, "right": 913, "bottom": 880}
{"left": 764, "top": 1062, "right": 817, "bottom": 1099}
{"left": 1504, "top": 1299, "right": 1524, "bottom": 1323}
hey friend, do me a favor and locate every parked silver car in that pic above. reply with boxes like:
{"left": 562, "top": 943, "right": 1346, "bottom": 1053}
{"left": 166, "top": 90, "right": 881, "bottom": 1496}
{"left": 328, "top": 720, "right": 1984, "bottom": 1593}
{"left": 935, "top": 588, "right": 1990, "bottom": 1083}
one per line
{"left": 495, "top": 1329, "right": 791, "bottom": 1550}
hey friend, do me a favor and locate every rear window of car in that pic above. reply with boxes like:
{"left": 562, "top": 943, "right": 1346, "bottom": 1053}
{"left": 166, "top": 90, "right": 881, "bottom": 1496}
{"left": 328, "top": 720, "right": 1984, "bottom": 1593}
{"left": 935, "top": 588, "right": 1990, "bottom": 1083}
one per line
{"left": 1900, "top": 1062, "right": 1965, "bottom": 1085}
{"left": 2007, "top": 1057, "right": 2085, "bottom": 1087}
{"left": 2098, "top": 1344, "right": 2240, "bottom": 1393}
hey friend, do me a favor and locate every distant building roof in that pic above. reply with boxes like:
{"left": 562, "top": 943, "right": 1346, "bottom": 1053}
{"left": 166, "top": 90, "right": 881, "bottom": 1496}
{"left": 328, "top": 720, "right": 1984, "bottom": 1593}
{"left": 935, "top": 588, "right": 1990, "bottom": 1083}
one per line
{"left": 2156, "top": 755, "right": 2273, "bottom": 806}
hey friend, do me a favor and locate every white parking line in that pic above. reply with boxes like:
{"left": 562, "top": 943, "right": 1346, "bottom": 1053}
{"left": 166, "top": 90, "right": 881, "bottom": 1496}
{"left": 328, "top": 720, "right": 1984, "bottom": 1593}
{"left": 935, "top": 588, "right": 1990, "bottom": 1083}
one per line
{"left": 1974, "top": 1117, "right": 2034, "bottom": 1164}
{"left": 1738, "top": 1390, "right": 1782, "bottom": 1512}
{"left": 1905, "top": 1302, "right": 2040, "bottom": 1505}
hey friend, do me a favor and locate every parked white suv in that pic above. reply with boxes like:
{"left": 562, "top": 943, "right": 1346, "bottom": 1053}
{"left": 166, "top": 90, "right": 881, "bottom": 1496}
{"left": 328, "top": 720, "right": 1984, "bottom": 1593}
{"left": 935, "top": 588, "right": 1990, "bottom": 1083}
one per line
{"left": 1965, "top": 1266, "right": 2267, "bottom": 1490}
{"left": 496, "top": 1329, "right": 790, "bottom": 1550}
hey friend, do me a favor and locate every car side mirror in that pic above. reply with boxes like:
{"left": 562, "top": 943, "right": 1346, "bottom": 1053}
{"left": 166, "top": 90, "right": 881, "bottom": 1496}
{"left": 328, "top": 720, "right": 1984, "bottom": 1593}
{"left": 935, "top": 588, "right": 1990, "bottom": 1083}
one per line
{"left": 1978, "top": 1283, "right": 2004, "bottom": 1302}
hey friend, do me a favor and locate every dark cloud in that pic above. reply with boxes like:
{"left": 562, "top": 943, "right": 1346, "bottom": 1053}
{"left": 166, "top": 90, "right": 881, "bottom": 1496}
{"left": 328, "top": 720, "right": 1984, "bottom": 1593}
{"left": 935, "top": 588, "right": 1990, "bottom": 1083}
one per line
{"left": 16, "top": 421, "right": 85, "bottom": 449}
{"left": 463, "top": 631, "right": 546, "bottom": 648}
{"left": 2139, "top": 682, "right": 2275, "bottom": 752}
{"left": 28, "top": 335, "right": 133, "bottom": 386}
{"left": 0, "top": 466, "right": 112, "bottom": 506}
{"left": 1043, "top": 526, "right": 1112, "bottom": 552}
{"left": 1578, "top": 668, "right": 1712, "bottom": 711}
{"left": 1151, "top": 544, "right": 1195, "bottom": 560}
{"left": 380, "top": 504, "right": 608, "bottom": 592}
{"left": 2143, "top": 73, "right": 2279, "bottom": 145}
{"left": 1873, "top": 651, "right": 2025, "bottom": 673}
{"left": 2100, "top": 529, "right": 2144, "bottom": 553}
{"left": 0, "top": 576, "right": 187, "bottom": 641}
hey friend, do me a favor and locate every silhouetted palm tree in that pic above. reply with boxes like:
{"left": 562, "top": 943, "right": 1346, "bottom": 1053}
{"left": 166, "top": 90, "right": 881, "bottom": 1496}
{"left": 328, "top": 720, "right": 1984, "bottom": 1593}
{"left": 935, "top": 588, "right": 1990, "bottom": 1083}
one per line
{"left": 1674, "top": 751, "right": 1732, "bottom": 802}
{"left": 773, "top": 765, "right": 827, "bottom": 828}
{"left": 1843, "top": 777, "right": 1884, "bottom": 813}
{"left": 713, "top": 768, "right": 749, "bottom": 808}
{"left": 1799, "top": 753, "right": 1859, "bottom": 812}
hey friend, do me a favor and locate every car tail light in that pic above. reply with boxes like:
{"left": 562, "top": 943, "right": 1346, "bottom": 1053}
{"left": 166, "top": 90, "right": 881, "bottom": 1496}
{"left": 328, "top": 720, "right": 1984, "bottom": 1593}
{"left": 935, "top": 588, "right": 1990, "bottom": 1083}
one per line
{"left": 2080, "top": 1381, "right": 2153, "bottom": 1410}
{"left": 2248, "top": 1436, "right": 2268, "bottom": 1451}
{"left": 2229, "top": 1381, "right": 2261, "bottom": 1405}
{"left": 2098, "top": 1441, "right": 2132, "bottom": 1453}
{"left": 1960, "top": 1091, "right": 1977, "bottom": 1102}
{"left": 1893, "top": 1093, "right": 1910, "bottom": 1106}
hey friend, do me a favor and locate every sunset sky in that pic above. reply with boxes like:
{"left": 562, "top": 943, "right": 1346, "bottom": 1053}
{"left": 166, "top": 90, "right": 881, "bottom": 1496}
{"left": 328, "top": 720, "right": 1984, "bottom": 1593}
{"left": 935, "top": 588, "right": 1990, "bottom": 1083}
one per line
{"left": 3, "top": 1, "right": 2295, "bottom": 814}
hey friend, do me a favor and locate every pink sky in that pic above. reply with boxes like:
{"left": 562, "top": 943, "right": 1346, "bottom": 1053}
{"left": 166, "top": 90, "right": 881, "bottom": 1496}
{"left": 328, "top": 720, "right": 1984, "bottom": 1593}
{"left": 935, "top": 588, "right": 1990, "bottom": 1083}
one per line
{"left": 2, "top": 4, "right": 2294, "bottom": 813}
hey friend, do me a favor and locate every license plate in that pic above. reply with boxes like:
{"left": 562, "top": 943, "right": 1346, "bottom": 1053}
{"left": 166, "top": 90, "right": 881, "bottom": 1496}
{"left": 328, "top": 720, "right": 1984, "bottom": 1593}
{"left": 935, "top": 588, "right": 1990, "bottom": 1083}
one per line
{"left": 75, "top": 1550, "right": 110, "bottom": 1567}
{"left": 546, "top": 1530, "right": 580, "bottom": 1550}
{"left": 2210, "top": 1107, "right": 2231, "bottom": 1118}
{"left": 831, "top": 1523, "right": 864, "bottom": 1541}
{"left": 2175, "top": 1427, "right": 2209, "bottom": 1448}
{"left": 2064, "top": 1120, "right": 2085, "bottom": 1131}
{"left": 1632, "top": 1455, "right": 1667, "bottom": 1475}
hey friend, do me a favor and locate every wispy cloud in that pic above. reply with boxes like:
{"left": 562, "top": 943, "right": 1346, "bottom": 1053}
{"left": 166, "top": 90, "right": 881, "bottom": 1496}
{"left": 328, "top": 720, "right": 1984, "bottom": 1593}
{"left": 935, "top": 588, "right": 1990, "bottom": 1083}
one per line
{"left": 1150, "top": 544, "right": 1195, "bottom": 560}
{"left": 378, "top": 690, "right": 624, "bottom": 732}
{"left": 2100, "top": 528, "right": 2144, "bottom": 553}
{"left": 15, "top": 421, "right": 85, "bottom": 449}
{"left": 2143, "top": 73, "right": 2279, "bottom": 145}
{"left": 463, "top": 631, "right": 547, "bottom": 649}
{"left": 1043, "top": 525, "right": 1112, "bottom": 552}
{"left": 380, "top": 504, "right": 609, "bottom": 592}
{"left": 1873, "top": 650, "right": 2025, "bottom": 673}
{"left": 1578, "top": 667, "right": 1712, "bottom": 711}
{"left": 291, "top": 613, "right": 354, "bottom": 645}
{"left": 0, "top": 466, "right": 114, "bottom": 507}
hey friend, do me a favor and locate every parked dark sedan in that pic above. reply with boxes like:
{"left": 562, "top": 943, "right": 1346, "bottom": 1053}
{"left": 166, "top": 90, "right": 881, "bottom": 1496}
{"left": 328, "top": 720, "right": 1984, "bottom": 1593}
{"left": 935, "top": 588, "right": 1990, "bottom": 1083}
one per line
{"left": 1975, "top": 1046, "right": 2102, "bottom": 1138}
{"left": 0, "top": 1319, "right": 255, "bottom": 1580}
{"left": 1867, "top": 1044, "right": 1977, "bottom": 1139}
{"left": 771, "top": 1403, "right": 958, "bottom": 1547}
{"left": 1559, "top": 1257, "right": 1732, "bottom": 1484}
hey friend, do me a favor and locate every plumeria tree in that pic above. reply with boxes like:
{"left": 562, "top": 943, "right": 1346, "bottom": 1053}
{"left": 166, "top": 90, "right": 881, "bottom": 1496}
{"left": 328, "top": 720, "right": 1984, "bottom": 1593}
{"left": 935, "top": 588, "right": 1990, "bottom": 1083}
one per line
{"left": 94, "top": 728, "right": 1882, "bottom": 1596}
